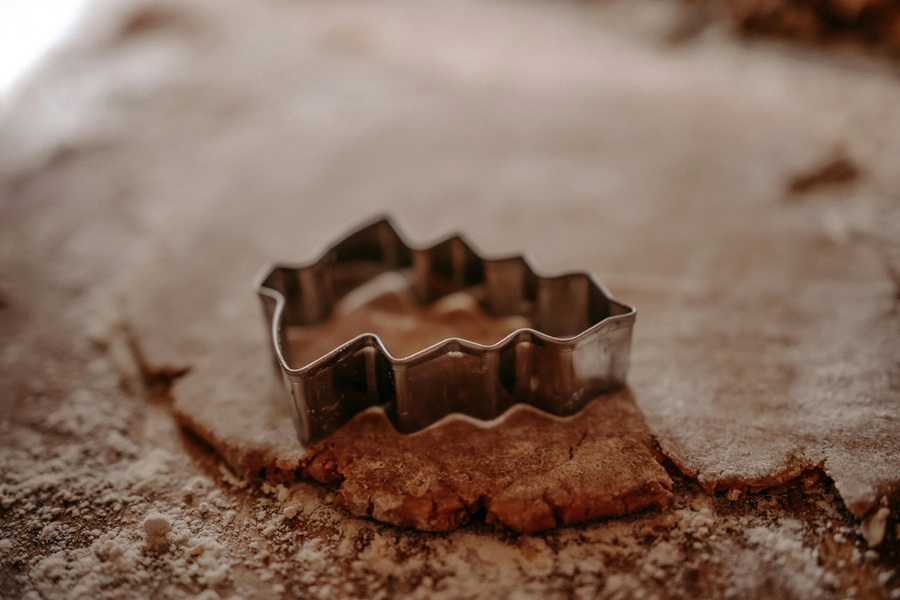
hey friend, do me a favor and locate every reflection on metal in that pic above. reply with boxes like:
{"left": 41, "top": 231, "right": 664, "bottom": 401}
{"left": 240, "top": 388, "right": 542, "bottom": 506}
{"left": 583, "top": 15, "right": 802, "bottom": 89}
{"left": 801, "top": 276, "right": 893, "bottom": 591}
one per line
{"left": 258, "top": 217, "right": 635, "bottom": 444}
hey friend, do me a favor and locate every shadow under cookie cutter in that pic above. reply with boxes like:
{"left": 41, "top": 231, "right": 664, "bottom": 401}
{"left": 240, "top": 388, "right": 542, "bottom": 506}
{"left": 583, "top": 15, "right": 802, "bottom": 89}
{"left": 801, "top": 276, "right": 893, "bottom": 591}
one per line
{"left": 257, "top": 217, "right": 636, "bottom": 444}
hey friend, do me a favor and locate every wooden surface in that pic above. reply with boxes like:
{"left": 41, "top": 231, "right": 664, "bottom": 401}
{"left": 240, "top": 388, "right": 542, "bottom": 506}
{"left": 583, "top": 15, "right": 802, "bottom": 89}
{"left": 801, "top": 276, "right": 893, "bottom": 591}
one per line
{"left": 1, "top": 0, "right": 899, "bottom": 597}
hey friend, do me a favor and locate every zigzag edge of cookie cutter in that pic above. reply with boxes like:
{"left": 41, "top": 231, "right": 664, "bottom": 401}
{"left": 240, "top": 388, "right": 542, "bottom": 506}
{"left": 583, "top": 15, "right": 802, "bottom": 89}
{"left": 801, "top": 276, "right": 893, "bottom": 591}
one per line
{"left": 257, "top": 216, "right": 636, "bottom": 444}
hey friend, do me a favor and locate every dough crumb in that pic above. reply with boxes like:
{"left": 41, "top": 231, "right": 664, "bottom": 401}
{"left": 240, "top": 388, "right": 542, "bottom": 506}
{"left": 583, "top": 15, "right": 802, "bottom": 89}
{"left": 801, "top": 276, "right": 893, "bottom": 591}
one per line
{"left": 143, "top": 512, "right": 172, "bottom": 543}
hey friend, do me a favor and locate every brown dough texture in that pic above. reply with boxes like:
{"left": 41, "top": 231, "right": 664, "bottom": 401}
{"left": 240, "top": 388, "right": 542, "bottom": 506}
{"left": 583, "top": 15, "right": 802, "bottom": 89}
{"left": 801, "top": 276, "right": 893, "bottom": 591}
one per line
{"left": 306, "top": 395, "right": 672, "bottom": 533}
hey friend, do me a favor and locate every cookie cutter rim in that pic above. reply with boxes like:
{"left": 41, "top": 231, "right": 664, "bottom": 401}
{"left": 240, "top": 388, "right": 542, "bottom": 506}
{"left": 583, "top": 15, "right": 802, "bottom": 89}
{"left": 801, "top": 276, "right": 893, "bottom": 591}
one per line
{"left": 258, "top": 216, "right": 636, "bottom": 444}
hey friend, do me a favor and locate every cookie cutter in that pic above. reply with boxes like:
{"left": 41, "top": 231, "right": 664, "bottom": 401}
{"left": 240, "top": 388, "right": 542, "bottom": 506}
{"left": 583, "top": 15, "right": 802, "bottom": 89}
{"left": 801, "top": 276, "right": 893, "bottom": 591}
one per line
{"left": 258, "top": 217, "right": 636, "bottom": 444}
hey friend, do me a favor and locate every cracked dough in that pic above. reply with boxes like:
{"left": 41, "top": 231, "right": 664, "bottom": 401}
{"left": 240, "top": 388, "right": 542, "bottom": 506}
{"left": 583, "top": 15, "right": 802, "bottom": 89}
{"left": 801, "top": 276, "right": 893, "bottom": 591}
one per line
{"left": 304, "top": 393, "right": 672, "bottom": 533}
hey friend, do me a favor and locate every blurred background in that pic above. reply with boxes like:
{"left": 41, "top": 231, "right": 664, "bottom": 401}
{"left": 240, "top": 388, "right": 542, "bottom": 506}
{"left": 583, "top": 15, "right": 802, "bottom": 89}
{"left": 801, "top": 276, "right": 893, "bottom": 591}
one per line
{"left": 0, "top": 0, "right": 88, "bottom": 95}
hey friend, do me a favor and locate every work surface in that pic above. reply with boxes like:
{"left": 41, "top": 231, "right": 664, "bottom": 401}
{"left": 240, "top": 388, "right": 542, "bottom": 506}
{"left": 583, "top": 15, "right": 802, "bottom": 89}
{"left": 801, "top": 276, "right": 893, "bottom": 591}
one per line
{"left": 1, "top": 0, "right": 899, "bottom": 597}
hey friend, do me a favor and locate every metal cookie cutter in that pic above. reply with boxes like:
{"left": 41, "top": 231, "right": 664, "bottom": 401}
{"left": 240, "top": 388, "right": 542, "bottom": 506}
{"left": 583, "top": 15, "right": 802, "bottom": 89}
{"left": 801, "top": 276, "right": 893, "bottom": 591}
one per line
{"left": 258, "top": 217, "right": 636, "bottom": 444}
